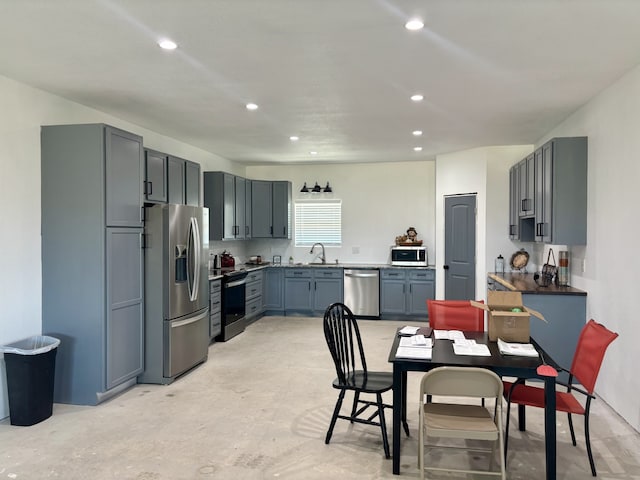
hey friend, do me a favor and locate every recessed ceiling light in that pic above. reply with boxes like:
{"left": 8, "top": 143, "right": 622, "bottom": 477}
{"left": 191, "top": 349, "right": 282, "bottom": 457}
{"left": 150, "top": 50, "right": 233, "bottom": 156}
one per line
{"left": 413, "top": 147, "right": 423, "bottom": 152}
{"left": 310, "top": 151, "right": 318, "bottom": 155}
{"left": 405, "top": 19, "right": 424, "bottom": 31}
{"left": 158, "top": 39, "right": 177, "bottom": 50}
{"left": 411, "top": 94, "right": 424, "bottom": 102}
{"left": 289, "top": 136, "right": 299, "bottom": 141}
{"left": 246, "top": 103, "right": 259, "bottom": 111}
{"left": 412, "top": 130, "right": 423, "bottom": 136}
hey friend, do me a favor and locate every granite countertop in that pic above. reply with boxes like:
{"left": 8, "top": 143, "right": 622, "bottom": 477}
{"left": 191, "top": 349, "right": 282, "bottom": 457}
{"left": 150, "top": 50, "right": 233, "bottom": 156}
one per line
{"left": 488, "top": 272, "right": 586, "bottom": 296}
{"left": 209, "top": 263, "right": 435, "bottom": 280}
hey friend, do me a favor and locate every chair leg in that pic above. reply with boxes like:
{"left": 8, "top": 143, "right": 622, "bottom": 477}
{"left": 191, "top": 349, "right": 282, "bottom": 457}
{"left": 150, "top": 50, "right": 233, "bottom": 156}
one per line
{"left": 325, "top": 390, "right": 345, "bottom": 444}
{"left": 350, "top": 392, "right": 360, "bottom": 423}
{"left": 584, "top": 413, "right": 597, "bottom": 477}
{"left": 504, "top": 398, "right": 512, "bottom": 463}
{"left": 568, "top": 413, "right": 577, "bottom": 446}
{"left": 376, "top": 393, "right": 390, "bottom": 459}
{"left": 402, "top": 418, "right": 410, "bottom": 437}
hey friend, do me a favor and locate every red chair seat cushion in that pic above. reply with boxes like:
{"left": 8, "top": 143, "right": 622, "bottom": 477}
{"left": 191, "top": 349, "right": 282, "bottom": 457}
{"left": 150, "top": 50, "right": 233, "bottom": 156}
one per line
{"left": 503, "top": 381, "right": 585, "bottom": 415}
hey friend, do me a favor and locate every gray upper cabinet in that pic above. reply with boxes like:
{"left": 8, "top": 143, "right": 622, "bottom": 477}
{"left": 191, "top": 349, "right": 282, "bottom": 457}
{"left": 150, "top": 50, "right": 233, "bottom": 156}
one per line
{"left": 203, "top": 172, "right": 248, "bottom": 240}
{"left": 510, "top": 137, "right": 587, "bottom": 245}
{"left": 166, "top": 156, "right": 200, "bottom": 206}
{"left": 245, "top": 179, "right": 252, "bottom": 239}
{"left": 105, "top": 127, "right": 144, "bottom": 227}
{"left": 251, "top": 180, "right": 273, "bottom": 238}
{"left": 185, "top": 159, "right": 201, "bottom": 206}
{"left": 167, "top": 156, "right": 185, "bottom": 204}
{"left": 144, "top": 149, "right": 168, "bottom": 204}
{"left": 41, "top": 123, "right": 144, "bottom": 405}
{"left": 251, "top": 180, "right": 292, "bottom": 238}
{"left": 272, "top": 181, "right": 292, "bottom": 239}
{"left": 536, "top": 137, "right": 587, "bottom": 244}
{"left": 508, "top": 166, "right": 519, "bottom": 240}
{"left": 517, "top": 153, "right": 535, "bottom": 217}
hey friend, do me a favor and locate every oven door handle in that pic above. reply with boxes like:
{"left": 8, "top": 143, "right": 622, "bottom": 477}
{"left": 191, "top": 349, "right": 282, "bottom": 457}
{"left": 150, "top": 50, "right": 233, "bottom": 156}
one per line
{"left": 225, "top": 278, "right": 247, "bottom": 288}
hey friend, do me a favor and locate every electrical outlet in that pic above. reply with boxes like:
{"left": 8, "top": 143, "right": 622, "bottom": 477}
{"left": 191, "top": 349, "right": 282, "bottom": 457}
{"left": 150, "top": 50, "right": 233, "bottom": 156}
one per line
{"left": 581, "top": 259, "right": 586, "bottom": 273}
{"left": 352, "top": 246, "right": 360, "bottom": 254}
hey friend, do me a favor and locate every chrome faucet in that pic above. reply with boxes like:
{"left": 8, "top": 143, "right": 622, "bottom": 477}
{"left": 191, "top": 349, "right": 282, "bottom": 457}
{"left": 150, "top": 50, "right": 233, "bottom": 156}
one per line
{"left": 310, "top": 243, "right": 326, "bottom": 264}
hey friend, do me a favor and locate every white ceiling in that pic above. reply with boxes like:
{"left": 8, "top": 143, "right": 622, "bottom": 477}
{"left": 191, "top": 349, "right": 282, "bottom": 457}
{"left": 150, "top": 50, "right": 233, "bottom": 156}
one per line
{"left": 2, "top": 0, "right": 640, "bottom": 165}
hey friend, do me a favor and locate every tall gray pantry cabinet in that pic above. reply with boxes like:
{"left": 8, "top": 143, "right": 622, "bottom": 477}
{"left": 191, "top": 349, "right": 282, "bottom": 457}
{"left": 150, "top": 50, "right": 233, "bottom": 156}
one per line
{"left": 41, "top": 124, "right": 144, "bottom": 405}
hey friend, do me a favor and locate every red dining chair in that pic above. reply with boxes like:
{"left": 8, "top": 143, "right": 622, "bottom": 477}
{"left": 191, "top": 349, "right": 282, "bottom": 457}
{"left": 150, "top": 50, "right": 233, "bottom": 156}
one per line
{"left": 503, "top": 319, "right": 618, "bottom": 476}
{"left": 427, "top": 299, "right": 484, "bottom": 331}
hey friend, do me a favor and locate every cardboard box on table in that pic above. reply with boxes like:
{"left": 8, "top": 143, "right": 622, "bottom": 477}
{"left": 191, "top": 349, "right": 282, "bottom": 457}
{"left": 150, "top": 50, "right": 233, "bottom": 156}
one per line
{"left": 471, "top": 291, "right": 546, "bottom": 342}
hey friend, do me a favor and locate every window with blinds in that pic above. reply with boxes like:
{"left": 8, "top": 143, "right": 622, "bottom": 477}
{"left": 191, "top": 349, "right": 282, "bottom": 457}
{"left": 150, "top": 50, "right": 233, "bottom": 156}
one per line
{"left": 294, "top": 199, "right": 342, "bottom": 246}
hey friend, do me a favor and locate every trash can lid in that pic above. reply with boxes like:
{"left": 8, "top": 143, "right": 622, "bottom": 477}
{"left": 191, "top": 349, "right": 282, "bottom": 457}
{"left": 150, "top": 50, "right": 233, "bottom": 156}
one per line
{"left": 0, "top": 335, "right": 60, "bottom": 355}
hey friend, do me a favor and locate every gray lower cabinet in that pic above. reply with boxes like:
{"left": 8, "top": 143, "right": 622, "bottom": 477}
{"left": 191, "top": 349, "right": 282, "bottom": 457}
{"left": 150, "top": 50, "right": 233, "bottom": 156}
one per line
{"left": 264, "top": 268, "right": 284, "bottom": 314}
{"left": 284, "top": 268, "right": 343, "bottom": 315}
{"left": 313, "top": 269, "right": 344, "bottom": 312}
{"left": 524, "top": 293, "right": 586, "bottom": 382}
{"left": 381, "top": 269, "right": 435, "bottom": 317}
{"left": 245, "top": 270, "right": 264, "bottom": 321}
{"left": 144, "top": 149, "right": 168, "bottom": 204}
{"left": 41, "top": 123, "right": 144, "bottom": 405}
{"left": 209, "top": 279, "right": 222, "bottom": 339}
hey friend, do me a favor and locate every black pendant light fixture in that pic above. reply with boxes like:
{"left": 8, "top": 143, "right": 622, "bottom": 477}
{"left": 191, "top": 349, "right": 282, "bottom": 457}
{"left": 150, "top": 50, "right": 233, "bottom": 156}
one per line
{"left": 300, "top": 182, "right": 309, "bottom": 193}
{"left": 312, "top": 182, "right": 322, "bottom": 193}
{"left": 323, "top": 182, "right": 332, "bottom": 193}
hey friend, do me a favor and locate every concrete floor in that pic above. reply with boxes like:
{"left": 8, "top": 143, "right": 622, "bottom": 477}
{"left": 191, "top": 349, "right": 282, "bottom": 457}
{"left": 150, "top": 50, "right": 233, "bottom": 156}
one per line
{"left": 1, "top": 316, "right": 639, "bottom": 479}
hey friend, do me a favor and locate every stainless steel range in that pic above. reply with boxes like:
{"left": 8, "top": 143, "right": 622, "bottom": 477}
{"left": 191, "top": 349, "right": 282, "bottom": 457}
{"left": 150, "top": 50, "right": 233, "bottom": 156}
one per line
{"left": 218, "top": 270, "right": 248, "bottom": 341}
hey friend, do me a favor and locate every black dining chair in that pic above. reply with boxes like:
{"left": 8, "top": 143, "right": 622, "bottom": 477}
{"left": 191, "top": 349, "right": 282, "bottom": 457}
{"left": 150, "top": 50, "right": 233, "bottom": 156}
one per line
{"left": 323, "top": 302, "right": 409, "bottom": 458}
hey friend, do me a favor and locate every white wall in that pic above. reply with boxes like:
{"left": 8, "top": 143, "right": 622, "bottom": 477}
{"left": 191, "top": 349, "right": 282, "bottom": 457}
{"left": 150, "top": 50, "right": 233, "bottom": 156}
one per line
{"left": 0, "top": 74, "right": 236, "bottom": 419}
{"left": 534, "top": 64, "right": 640, "bottom": 431}
{"left": 434, "top": 146, "right": 533, "bottom": 300}
{"left": 246, "top": 162, "right": 436, "bottom": 265}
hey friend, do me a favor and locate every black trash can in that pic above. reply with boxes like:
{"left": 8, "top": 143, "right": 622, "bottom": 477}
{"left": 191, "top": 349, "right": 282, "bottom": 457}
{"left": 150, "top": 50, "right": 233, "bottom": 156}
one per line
{"left": 1, "top": 335, "right": 60, "bottom": 426}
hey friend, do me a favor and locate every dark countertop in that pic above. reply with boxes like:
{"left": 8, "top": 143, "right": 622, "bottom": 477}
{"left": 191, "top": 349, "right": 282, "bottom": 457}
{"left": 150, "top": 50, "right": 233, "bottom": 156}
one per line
{"left": 208, "top": 263, "right": 435, "bottom": 281}
{"left": 488, "top": 272, "right": 586, "bottom": 296}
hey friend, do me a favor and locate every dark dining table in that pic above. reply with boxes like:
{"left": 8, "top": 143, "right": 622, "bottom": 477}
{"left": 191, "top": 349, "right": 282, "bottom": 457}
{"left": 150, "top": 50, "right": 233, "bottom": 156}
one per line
{"left": 388, "top": 330, "right": 558, "bottom": 479}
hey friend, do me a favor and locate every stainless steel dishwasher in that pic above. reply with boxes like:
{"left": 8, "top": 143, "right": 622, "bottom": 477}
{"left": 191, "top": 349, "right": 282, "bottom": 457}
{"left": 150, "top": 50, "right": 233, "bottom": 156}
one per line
{"left": 343, "top": 268, "right": 380, "bottom": 318}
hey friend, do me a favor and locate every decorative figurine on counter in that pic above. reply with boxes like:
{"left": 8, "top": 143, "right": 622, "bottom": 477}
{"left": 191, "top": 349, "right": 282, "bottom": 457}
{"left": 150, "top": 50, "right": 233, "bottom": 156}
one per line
{"left": 406, "top": 227, "right": 418, "bottom": 242}
{"left": 395, "top": 227, "right": 423, "bottom": 246}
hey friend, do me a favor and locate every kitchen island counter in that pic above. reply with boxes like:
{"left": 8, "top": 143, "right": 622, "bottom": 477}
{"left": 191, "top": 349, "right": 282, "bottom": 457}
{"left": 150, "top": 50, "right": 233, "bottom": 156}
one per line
{"left": 488, "top": 272, "right": 586, "bottom": 295}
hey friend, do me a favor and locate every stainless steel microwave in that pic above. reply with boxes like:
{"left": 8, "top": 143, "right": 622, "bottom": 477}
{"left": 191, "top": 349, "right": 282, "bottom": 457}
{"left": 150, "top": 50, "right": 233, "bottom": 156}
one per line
{"left": 390, "top": 246, "right": 428, "bottom": 266}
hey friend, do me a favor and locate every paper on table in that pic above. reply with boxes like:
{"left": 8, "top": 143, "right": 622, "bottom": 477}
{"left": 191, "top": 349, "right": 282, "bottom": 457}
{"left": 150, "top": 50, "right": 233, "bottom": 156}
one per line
{"left": 399, "top": 335, "right": 433, "bottom": 348}
{"left": 396, "top": 346, "right": 432, "bottom": 360}
{"left": 497, "top": 338, "right": 539, "bottom": 357}
{"left": 399, "top": 326, "right": 420, "bottom": 336}
{"left": 452, "top": 342, "right": 491, "bottom": 356}
{"left": 434, "top": 330, "right": 466, "bottom": 341}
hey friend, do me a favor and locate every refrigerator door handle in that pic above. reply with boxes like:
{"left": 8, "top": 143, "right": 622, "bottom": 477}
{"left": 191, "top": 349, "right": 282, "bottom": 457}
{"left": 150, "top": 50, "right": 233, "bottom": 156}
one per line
{"left": 187, "top": 216, "right": 200, "bottom": 302}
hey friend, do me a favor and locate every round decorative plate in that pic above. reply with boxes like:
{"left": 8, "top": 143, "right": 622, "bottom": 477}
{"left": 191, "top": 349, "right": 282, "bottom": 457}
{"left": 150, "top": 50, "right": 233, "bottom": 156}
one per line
{"left": 510, "top": 249, "right": 530, "bottom": 270}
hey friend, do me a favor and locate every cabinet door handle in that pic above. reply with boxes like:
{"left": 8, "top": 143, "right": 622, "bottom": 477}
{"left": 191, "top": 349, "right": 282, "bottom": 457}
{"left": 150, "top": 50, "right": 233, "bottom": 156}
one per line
{"left": 246, "top": 225, "right": 249, "bottom": 235}
{"left": 521, "top": 199, "right": 526, "bottom": 211}
{"left": 443, "top": 265, "right": 450, "bottom": 270}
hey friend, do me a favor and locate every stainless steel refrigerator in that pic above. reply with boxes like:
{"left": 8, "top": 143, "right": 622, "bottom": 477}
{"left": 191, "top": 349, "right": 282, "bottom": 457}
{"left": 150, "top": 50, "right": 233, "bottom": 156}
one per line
{"left": 138, "top": 204, "right": 210, "bottom": 384}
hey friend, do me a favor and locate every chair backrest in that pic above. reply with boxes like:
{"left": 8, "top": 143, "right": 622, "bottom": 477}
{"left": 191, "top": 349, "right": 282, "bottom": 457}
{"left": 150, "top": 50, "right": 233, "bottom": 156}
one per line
{"left": 420, "top": 366, "right": 502, "bottom": 399}
{"left": 569, "top": 319, "right": 618, "bottom": 394}
{"left": 427, "top": 300, "right": 484, "bottom": 331}
{"left": 323, "top": 302, "right": 367, "bottom": 385}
